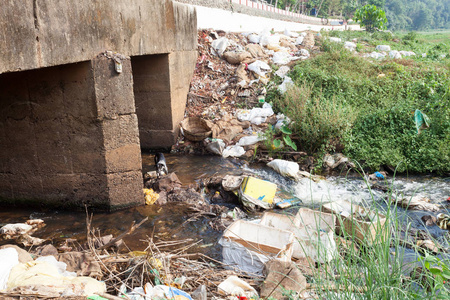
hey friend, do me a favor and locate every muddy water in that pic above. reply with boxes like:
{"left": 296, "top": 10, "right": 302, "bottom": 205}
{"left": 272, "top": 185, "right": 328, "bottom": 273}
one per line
{"left": 1, "top": 154, "right": 449, "bottom": 259}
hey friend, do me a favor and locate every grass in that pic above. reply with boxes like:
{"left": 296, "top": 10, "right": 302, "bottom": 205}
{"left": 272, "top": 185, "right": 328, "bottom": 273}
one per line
{"left": 266, "top": 30, "right": 450, "bottom": 174}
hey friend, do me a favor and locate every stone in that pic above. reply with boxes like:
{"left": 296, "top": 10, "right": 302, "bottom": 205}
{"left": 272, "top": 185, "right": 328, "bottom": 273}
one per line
{"left": 154, "top": 173, "right": 183, "bottom": 192}
{"left": 38, "top": 244, "right": 59, "bottom": 257}
{"left": 260, "top": 260, "right": 307, "bottom": 300}
{"left": 422, "top": 215, "right": 437, "bottom": 226}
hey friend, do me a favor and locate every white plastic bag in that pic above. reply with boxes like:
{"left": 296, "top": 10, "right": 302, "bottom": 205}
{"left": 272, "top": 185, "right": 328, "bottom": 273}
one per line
{"left": 284, "top": 29, "right": 299, "bottom": 38}
{"left": 344, "top": 41, "right": 356, "bottom": 51}
{"left": 248, "top": 34, "right": 260, "bottom": 44}
{"left": 389, "top": 50, "right": 401, "bottom": 59}
{"left": 222, "top": 146, "right": 245, "bottom": 158}
{"left": 236, "top": 103, "right": 274, "bottom": 124}
{"left": 236, "top": 135, "right": 264, "bottom": 146}
{"left": 274, "top": 66, "right": 290, "bottom": 78}
{"left": 295, "top": 36, "right": 304, "bottom": 45}
{"left": 247, "top": 60, "right": 271, "bottom": 76}
{"left": 329, "top": 37, "right": 342, "bottom": 43}
{"left": 35, "top": 256, "right": 77, "bottom": 277}
{"left": 206, "top": 139, "right": 225, "bottom": 156}
{"left": 272, "top": 51, "right": 291, "bottom": 65}
{"left": 299, "top": 48, "right": 310, "bottom": 57}
{"left": 278, "top": 76, "right": 294, "bottom": 94}
{"left": 376, "top": 45, "right": 391, "bottom": 52}
{"left": 259, "top": 34, "right": 280, "bottom": 46}
{"left": 267, "top": 159, "right": 300, "bottom": 178}
{"left": 0, "top": 248, "right": 19, "bottom": 290}
{"left": 211, "top": 37, "right": 229, "bottom": 57}
{"left": 217, "top": 275, "right": 258, "bottom": 297}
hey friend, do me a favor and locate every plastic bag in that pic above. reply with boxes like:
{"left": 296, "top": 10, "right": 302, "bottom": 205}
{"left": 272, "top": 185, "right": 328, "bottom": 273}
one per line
{"left": 376, "top": 45, "right": 391, "bottom": 52}
{"left": 414, "top": 109, "right": 430, "bottom": 134}
{"left": 222, "top": 146, "right": 245, "bottom": 158}
{"left": 0, "top": 248, "right": 19, "bottom": 290}
{"left": 274, "top": 66, "right": 290, "bottom": 78}
{"left": 35, "top": 256, "right": 77, "bottom": 277}
{"left": 267, "top": 159, "right": 300, "bottom": 178}
{"left": 247, "top": 60, "right": 271, "bottom": 77}
{"left": 329, "top": 37, "right": 342, "bottom": 43}
{"left": 259, "top": 34, "right": 280, "bottom": 46}
{"left": 272, "top": 51, "right": 291, "bottom": 65}
{"left": 299, "top": 48, "right": 310, "bottom": 57}
{"left": 211, "top": 37, "right": 229, "bottom": 57}
{"left": 206, "top": 139, "right": 225, "bottom": 155}
{"left": 217, "top": 275, "right": 258, "bottom": 297}
{"left": 389, "top": 50, "right": 401, "bottom": 59}
{"left": 284, "top": 29, "right": 299, "bottom": 38}
{"left": 236, "top": 103, "right": 274, "bottom": 124}
{"left": 344, "top": 41, "right": 356, "bottom": 51}
{"left": 295, "top": 36, "right": 304, "bottom": 45}
{"left": 236, "top": 135, "right": 264, "bottom": 146}
{"left": 247, "top": 34, "right": 260, "bottom": 44}
{"left": 278, "top": 76, "right": 294, "bottom": 94}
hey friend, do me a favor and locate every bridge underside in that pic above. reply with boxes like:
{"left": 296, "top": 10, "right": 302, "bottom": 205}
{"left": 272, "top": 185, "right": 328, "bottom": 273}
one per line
{"left": 0, "top": 0, "right": 197, "bottom": 210}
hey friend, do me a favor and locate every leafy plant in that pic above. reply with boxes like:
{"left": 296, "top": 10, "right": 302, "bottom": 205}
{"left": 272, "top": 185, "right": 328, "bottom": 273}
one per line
{"left": 417, "top": 253, "right": 450, "bottom": 297}
{"left": 354, "top": 4, "right": 388, "bottom": 32}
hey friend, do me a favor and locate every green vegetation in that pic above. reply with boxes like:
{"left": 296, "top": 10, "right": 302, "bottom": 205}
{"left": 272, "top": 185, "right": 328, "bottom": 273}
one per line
{"left": 267, "top": 31, "right": 450, "bottom": 174}
{"left": 354, "top": 4, "right": 388, "bottom": 32}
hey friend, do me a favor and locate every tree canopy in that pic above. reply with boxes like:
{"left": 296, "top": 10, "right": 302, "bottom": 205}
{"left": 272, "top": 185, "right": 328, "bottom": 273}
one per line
{"left": 266, "top": 0, "right": 450, "bottom": 31}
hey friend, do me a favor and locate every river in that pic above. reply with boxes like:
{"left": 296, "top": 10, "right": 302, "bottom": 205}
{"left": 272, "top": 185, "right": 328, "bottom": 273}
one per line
{"left": 1, "top": 154, "right": 449, "bottom": 261}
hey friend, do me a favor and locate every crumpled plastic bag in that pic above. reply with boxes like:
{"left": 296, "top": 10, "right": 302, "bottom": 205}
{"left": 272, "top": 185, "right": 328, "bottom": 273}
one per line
{"left": 248, "top": 34, "right": 260, "bottom": 44}
{"left": 278, "top": 76, "right": 294, "bottom": 94}
{"left": 206, "top": 139, "right": 226, "bottom": 156}
{"left": 414, "top": 109, "right": 430, "bottom": 134}
{"left": 217, "top": 275, "right": 258, "bottom": 297}
{"left": 295, "top": 36, "right": 304, "bottom": 45}
{"left": 275, "top": 66, "right": 290, "bottom": 78}
{"left": 0, "top": 248, "right": 19, "bottom": 290}
{"left": 272, "top": 51, "right": 291, "bottom": 65}
{"left": 236, "top": 135, "right": 264, "bottom": 146}
{"left": 236, "top": 103, "right": 274, "bottom": 125}
{"left": 344, "top": 41, "right": 356, "bottom": 51}
{"left": 376, "top": 45, "right": 391, "bottom": 51}
{"left": 329, "top": 37, "right": 342, "bottom": 43}
{"left": 211, "top": 37, "right": 229, "bottom": 57}
{"left": 259, "top": 34, "right": 280, "bottom": 46}
{"left": 284, "top": 29, "right": 299, "bottom": 38}
{"left": 222, "top": 146, "right": 246, "bottom": 158}
{"left": 389, "top": 50, "right": 402, "bottom": 59}
{"left": 267, "top": 159, "right": 300, "bottom": 178}
{"left": 247, "top": 60, "right": 271, "bottom": 77}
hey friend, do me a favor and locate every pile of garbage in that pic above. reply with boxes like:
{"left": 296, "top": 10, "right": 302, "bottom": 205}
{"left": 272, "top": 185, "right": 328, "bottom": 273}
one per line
{"left": 177, "top": 28, "right": 318, "bottom": 158}
{"left": 363, "top": 44, "right": 417, "bottom": 60}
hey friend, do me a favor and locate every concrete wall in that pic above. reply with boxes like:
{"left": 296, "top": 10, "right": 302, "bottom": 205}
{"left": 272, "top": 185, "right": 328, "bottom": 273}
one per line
{"left": 0, "top": 0, "right": 197, "bottom": 74}
{"left": 0, "top": 0, "right": 198, "bottom": 209}
{"left": 132, "top": 51, "right": 197, "bottom": 149}
{"left": 0, "top": 57, "right": 143, "bottom": 209}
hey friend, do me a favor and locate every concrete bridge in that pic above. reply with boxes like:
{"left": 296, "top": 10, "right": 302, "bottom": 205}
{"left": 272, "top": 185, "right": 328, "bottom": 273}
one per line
{"left": 0, "top": 0, "right": 197, "bottom": 209}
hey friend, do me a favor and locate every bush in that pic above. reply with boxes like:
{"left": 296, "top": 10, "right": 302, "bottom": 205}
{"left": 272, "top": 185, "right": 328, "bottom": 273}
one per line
{"left": 271, "top": 83, "right": 355, "bottom": 154}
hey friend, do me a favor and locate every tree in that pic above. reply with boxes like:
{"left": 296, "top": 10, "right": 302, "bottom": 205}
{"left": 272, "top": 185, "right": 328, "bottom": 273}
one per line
{"left": 354, "top": 4, "right": 388, "bottom": 32}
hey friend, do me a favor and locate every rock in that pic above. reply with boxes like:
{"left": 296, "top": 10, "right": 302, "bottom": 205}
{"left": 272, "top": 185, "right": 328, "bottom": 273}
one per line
{"left": 153, "top": 172, "right": 182, "bottom": 192}
{"left": 38, "top": 244, "right": 59, "bottom": 256}
{"left": 421, "top": 215, "right": 436, "bottom": 226}
{"left": 0, "top": 244, "right": 33, "bottom": 263}
{"left": 260, "top": 260, "right": 307, "bottom": 300}
{"left": 192, "top": 284, "right": 207, "bottom": 300}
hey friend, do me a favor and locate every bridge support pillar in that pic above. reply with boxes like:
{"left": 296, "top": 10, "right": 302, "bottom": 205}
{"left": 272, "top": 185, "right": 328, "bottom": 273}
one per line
{"left": 132, "top": 50, "right": 197, "bottom": 149}
{"left": 0, "top": 55, "right": 143, "bottom": 209}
